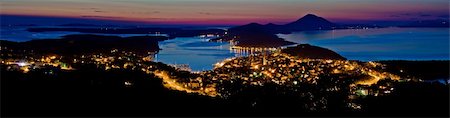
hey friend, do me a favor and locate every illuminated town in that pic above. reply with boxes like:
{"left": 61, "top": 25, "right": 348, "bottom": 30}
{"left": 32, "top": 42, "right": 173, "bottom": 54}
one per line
{"left": 2, "top": 42, "right": 422, "bottom": 111}
{"left": 1, "top": 34, "right": 449, "bottom": 117}
{"left": 1, "top": 0, "right": 449, "bottom": 117}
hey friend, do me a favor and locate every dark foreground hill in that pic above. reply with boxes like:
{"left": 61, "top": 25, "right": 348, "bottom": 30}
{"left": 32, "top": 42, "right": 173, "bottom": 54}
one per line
{"left": 0, "top": 34, "right": 167, "bottom": 55}
{"left": 281, "top": 44, "right": 347, "bottom": 60}
{"left": 1, "top": 61, "right": 448, "bottom": 117}
{"left": 378, "top": 60, "right": 450, "bottom": 80}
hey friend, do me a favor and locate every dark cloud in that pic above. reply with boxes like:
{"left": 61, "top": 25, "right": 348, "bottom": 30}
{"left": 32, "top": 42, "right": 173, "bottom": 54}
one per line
{"left": 147, "top": 18, "right": 174, "bottom": 20}
{"left": 81, "top": 15, "right": 123, "bottom": 19}
{"left": 389, "top": 13, "right": 413, "bottom": 18}
{"left": 81, "top": 7, "right": 99, "bottom": 10}
{"left": 389, "top": 15, "right": 400, "bottom": 17}
{"left": 399, "top": 13, "right": 412, "bottom": 16}
{"left": 130, "top": 11, "right": 161, "bottom": 15}
{"left": 419, "top": 14, "right": 432, "bottom": 17}
{"left": 94, "top": 10, "right": 105, "bottom": 13}
{"left": 1, "top": 14, "right": 134, "bottom": 26}
{"left": 81, "top": 8, "right": 107, "bottom": 13}
{"left": 198, "top": 12, "right": 212, "bottom": 15}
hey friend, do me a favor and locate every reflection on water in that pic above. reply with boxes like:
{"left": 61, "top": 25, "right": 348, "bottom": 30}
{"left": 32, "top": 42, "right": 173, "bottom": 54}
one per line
{"left": 155, "top": 37, "right": 236, "bottom": 71}
{"left": 155, "top": 37, "right": 282, "bottom": 71}
{"left": 2, "top": 26, "right": 449, "bottom": 71}
{"left": 278, "top": 28, "right": 450, "bottom": 61}
{"left": 230, "top": 47, "right": 276, "bottom": 57}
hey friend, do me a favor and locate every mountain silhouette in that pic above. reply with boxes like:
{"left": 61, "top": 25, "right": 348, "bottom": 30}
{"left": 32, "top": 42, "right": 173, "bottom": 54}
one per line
{"left": 229, "top": 14, "right": 337, "bottom": 34}
{"left": 210, "top": 14, "right": 336, "bottom": 48}
{"left": 211, "top": 23, "right": 295, "bottom": 48}
{"left": 283, "top": 14, "right": 336, "bottom": 31}
{"left": 228, "top": 23, "right": 268, "bottom": 35}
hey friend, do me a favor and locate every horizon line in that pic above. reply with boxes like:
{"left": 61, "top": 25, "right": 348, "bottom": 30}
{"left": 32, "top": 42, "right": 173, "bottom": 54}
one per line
{"left": 1, "top": 13, "right": 448, "bottom": 26}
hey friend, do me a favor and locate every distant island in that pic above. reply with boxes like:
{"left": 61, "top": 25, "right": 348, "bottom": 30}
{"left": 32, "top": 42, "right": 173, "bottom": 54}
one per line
{"left": 210, "top": 14, "right": 337, "bottom": 48}
{"left": 399, "top": 20, "right": 449, "bottom": 28}
{"left": 27, "top": 27, "right": 226, "bottom": 38}
{"left": 24, "top": 14, "right": 367, "bottom": 48}
{"left": 23, "top": 14, "right": 450, "bottom": 49}
{"left": 210, "top": 23, "right": 296, "bottom": 48}
{"left": 210, "top": 14, "right": 449, "bottom": 48}
{"left": 267, "top": 14, "right": 338, "bottom": 33}
{"left": 57, "top": 23, "right": 119, "bottom": 27}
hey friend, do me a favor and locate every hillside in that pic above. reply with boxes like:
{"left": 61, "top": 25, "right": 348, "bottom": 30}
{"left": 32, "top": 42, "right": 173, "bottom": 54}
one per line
{"left": 0, "top": 34, "right": 168, "bottom": 56}
{"left": 210, "top": 14, "right": 337, "bottom": 48}
{"left": 281, "top": 44, "right": 346, "bottom": 60}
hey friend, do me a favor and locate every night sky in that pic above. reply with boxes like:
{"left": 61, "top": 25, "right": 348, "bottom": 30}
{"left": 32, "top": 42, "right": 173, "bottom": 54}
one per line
{"left": 1, "top": 0, "right": 449, "bottom": 25}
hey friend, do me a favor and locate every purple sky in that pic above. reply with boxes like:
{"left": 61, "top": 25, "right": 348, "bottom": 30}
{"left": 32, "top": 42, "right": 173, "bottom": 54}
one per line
{"left": 1, "top": 0, "right": 448, "bottom": 25}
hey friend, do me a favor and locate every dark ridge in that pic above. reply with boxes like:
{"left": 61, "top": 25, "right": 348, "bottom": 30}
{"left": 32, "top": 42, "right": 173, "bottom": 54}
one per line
{"left": 225, "top": 14, "right": 338, "bottom": 34}
{"left": 284, "top": 14, "right": 337, "bottom": 31}
{"left": 281, "top": 44, "right": 346, "bottom": 60}
{"left": 58, "top": 23, "right": 99, "bottom": 27}
{"left": 0, "top": 34, "right": 168, "bottom": 55}
{"left": 265, "top": 23, "right": 278, "bottom": 26}
{"left": 210, "top": 23, "right": 296, "bottom": 48}
{"left": 227, "top": 23, "right": 267, "bottom": 34}
{"left": 27, "top": 27, "right": 226, "bottom": 38}
{"left": 399, "top": 20, "right": 450, "bottom": 28}
{"left": 3, "top": 24, "right": 38, "bottom": 26}
{"left": 210, "top": 14, "right": 339, "bottom": 48}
